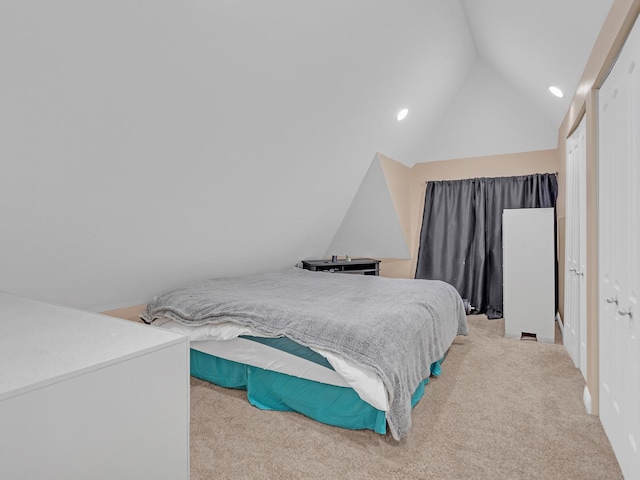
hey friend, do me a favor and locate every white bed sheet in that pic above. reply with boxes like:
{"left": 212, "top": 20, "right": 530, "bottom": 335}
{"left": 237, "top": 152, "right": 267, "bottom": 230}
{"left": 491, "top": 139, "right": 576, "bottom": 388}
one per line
{"left": 151, "top": 318, "right": 388, "bottom": 411}
{"left": 191, "top": 337, "right": 349, "bottom": 387}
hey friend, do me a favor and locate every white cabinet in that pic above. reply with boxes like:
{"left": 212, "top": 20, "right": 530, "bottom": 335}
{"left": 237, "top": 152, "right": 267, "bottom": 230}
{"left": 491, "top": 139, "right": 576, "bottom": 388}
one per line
{"left": 0, "top": 292, "right": 190, "bottom": 480}
{"left": 503, "top": 207, "right": 556, "bottom": 343}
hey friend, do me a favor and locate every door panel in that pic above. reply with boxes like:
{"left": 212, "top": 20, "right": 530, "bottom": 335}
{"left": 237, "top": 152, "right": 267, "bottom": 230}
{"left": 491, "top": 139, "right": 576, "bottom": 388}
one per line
{"left": 577, "top": 122, "right": 588, "bottom": 380}
{"left": 564, "top": 115, "right": 586, "bottom": 373}
{"left": 598, "top": 15, "right": 640, "bottom": 478}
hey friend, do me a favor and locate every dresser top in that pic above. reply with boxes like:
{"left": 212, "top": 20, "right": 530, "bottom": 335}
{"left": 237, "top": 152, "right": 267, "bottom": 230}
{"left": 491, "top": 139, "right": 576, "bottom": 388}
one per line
{"left": 0, "top": 291, "right": 186, "bottom": 401}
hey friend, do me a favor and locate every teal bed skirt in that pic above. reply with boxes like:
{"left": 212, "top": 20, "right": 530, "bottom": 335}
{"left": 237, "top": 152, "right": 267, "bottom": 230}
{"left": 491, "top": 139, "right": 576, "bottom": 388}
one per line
{"left": 191, "top": 349, "right": 442, "bottom": 435}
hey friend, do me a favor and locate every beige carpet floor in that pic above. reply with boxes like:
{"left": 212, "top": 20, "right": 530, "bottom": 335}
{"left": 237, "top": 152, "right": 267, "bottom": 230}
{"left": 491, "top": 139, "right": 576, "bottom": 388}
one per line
{"left": 189, "top": 316, "right": 623, "bottom": 479}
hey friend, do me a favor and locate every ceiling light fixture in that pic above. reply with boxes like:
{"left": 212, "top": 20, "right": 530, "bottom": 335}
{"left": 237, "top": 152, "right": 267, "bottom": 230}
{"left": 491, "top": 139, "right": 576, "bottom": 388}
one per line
{"left": 548, "top": 86, "right": 564, "bottom": 98}
{"left": 397, "top": 108, "right": 408, "bottom": 121}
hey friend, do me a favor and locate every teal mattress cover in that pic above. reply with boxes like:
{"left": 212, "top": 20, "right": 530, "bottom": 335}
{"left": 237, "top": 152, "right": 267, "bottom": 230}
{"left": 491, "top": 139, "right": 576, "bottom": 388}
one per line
{"left": 191, "top": 348, "right": 442, "bottom": 435}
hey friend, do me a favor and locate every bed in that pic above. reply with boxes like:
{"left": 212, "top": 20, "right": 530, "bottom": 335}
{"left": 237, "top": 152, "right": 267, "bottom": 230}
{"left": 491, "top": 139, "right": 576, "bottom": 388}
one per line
{"left": 142, "top": 267, "right": 468, "bottom": 440}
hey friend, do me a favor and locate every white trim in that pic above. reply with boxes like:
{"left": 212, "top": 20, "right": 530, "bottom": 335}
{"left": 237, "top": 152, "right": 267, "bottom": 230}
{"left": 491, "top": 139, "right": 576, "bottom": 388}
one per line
{"left": 583, "top": 385, "right": 592, "bottom": 415}
{"left": 556, "top": 312, "right": 564, "bottom": 336}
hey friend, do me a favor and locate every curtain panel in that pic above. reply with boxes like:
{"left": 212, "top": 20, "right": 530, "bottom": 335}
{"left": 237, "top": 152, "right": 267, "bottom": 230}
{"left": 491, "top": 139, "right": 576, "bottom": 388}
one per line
{"left": 415, "top": 173, "right": 558, "bottom": 319}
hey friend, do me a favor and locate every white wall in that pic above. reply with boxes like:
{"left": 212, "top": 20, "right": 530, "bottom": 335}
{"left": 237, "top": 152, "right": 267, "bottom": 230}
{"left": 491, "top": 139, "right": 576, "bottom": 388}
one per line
{"left": 326, "top": 154, "right": 410, "bottom": 260}
{"left": 0, "top": 1, "right": 477, "bottom": 310}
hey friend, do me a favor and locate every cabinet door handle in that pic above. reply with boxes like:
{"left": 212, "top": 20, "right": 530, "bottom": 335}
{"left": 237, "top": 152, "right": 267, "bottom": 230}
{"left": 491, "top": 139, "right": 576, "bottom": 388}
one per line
{"left": 576, "top": 271, "right": 584, "bottom": 276}
{"left": 569, "top": 268, "right": 576, "bottom": 273}
{"left": 618, "top": 307, "right": 633, "bottom": 318}
{"left": 606, "top": 296, "right": 618, "bottom": 305}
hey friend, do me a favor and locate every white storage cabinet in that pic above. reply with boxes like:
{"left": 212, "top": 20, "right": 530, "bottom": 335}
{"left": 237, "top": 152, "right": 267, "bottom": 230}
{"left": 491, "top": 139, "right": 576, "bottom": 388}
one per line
{"left": 503, "top": 207, "right": 556, "bottom": 343}
{"left": 0, "top": 292, "right": 190, "bottom": 480}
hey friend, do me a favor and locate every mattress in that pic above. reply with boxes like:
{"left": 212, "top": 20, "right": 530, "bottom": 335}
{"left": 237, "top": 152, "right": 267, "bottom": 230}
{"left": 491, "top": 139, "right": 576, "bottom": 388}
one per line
{"left": 153, "top": 318, "right": 388, "bottom": 411}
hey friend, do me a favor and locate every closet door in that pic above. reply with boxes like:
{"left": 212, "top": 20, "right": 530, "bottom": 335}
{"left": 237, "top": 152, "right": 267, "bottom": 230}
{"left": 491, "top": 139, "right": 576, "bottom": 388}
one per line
{"left": 598, "top": 15, "right": 640, "bottom": 479}
{"left": 564, "top": 115, "right": 587, "bottom": 378}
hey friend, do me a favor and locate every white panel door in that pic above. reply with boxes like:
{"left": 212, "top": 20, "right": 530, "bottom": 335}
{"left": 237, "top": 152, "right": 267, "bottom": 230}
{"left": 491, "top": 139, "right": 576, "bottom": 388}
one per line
{"left": 564, "top": 115, "right": 587, "bottom": 378}
{"left": 598, "top": 14, "right": 640, "bottom": 479}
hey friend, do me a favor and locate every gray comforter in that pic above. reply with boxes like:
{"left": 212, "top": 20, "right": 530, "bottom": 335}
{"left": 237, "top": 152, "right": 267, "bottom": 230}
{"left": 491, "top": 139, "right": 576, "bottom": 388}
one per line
{"left": 142, "top": 267, "right": 468, "bottom": 440}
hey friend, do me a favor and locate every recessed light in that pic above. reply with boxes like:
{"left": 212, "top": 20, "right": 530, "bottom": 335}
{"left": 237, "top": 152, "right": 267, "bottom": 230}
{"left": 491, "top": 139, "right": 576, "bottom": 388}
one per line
{"left": 549, "top": 86, "right": 564, "bottom": 98}
{"left": 397, "top": 108, "right": 408, "bottom": 121}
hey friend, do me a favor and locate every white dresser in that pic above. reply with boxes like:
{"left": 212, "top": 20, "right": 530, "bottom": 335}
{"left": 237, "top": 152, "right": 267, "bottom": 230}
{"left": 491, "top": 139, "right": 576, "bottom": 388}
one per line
{"left": 503, "top": 207, "right": 556, "bottom": 343}
{"left": 0, "top": 292, "right": 190, "bottom": 480}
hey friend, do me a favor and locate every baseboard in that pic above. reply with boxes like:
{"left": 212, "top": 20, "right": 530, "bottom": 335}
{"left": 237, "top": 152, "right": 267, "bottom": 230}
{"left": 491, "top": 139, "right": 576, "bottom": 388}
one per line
{"left": 583, "top": 385, "right": 593, "bottom": 415}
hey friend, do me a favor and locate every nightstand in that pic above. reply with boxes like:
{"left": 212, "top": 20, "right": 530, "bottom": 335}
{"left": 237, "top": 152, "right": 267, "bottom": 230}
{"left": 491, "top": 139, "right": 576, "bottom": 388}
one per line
{"left": 301, "top": 258, "right": 380, "bottom": 276}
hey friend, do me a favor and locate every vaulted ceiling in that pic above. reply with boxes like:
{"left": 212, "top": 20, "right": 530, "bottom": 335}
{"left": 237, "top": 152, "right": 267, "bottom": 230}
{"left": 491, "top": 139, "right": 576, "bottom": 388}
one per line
{"left": 1, "top": 1, "right": 613, "bottom": 169}
{"left": 172, "top": 0, "right": 613, "bottom": 166}
{"left": 401, "top": 0, "right": 615, "bottom": 163}
{"left": 463, "top": 0, "right": 613, "bottom": 131}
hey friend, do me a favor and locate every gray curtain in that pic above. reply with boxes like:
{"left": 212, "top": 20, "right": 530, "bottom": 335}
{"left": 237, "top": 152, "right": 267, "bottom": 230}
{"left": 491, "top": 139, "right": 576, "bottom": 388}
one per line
{"left": 415, "top": 173, "right": 558, "bottom": 319}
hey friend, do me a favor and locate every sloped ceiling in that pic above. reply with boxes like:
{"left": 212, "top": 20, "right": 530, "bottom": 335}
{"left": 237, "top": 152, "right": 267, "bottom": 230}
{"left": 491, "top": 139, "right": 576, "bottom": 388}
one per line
{"left": 401, "top": 0, "right": 615, "bottom": 163}
{"left": 462, "top": 0, "right": 614, "bottom": 130}
{"left": 0, "top": 1, "right": 614, "bottom": 309}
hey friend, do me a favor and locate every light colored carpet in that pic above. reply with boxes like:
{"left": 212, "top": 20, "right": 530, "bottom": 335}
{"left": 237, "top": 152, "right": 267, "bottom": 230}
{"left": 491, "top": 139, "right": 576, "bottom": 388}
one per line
{"left": 189, "top": 316, "right": 623, "bottom": 479}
